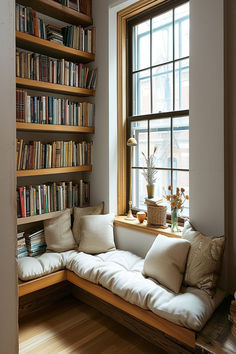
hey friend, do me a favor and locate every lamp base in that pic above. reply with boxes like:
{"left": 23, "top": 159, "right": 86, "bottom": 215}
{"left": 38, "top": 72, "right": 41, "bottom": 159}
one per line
{"left": 125, "top": 201, "right": 136, "bottom": 221}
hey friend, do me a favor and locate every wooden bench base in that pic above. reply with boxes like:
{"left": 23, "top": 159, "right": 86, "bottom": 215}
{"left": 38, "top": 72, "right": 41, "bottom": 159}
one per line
{"left": 18, "top": 270, "right": 195, "bottom": 351}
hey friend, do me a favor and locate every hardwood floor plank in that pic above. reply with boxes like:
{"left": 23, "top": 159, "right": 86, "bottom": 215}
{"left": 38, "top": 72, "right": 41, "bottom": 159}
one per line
{"left": 19, "top": 298, "right": 167, "bottom": 354}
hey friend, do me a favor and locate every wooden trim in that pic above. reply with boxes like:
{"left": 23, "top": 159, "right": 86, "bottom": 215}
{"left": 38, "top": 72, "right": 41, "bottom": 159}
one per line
{"left": 16, "top": 122, "right": 94, "bottom": 134}
{"left": 16, "top": 78, "right": 95, "bottom": 97}
{"left": 117, "top": 0, "right": 165, "bottom": 215}
{"left": 18, "top": 270, "right": 67, "bottom": 297}
{"left": 16, "top": 31, "right": 95, "bottom": 63}
{"left": 114, "top": 215, "right": 183, "bottom": 237}
{"left": 17, "top": 208, "right": 73, "bottom": 225}
{"left": 16, "top": 165, "right": 92, "bottom": 177}
{"left": 67, "top": 271, "right": 195, "bottom": 348}
{"left": 16, "top": 0, "right": 92, "bottom": 26}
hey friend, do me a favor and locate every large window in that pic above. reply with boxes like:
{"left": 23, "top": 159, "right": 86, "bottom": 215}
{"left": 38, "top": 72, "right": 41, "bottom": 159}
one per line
{"left": 127, "top": 0, "right": 189, "bottom": 215}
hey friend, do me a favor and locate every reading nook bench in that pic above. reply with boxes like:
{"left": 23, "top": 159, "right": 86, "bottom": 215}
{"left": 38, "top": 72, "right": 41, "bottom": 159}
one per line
{"left": 17, "top": 211, "right": 229, "bottom": 353}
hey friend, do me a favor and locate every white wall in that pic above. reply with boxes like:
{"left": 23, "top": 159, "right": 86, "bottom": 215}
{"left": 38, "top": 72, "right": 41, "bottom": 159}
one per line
{"left": 0, "top": 0, "right": 18, "bottom": 352}
{"left": 189, "top": 0, "right": 224, "bottom": 236}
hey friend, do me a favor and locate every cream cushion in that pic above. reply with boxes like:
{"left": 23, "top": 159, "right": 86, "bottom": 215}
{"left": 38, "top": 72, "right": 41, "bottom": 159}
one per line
{"left": 78, "top": 214, "right": 116, "bottom": 254}
{"left": 17, "top": 250, "right": 77, "bottom": 281}
{"left": 44, "top": 209, "right": 76, "bottom": 252}
{"left": 72, "top": 202, "right": 104, "bottom": 245}
{"left": 66, "top": 249, "right": 225, "bottom": 331}
{"left": 182, "top": 221, "right": 225, "bottom": 296}
{"left": 142, "top": 234, "right": 190, "bottom": 293}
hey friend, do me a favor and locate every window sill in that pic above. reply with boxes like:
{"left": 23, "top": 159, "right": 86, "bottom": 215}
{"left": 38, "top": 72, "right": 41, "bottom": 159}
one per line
{"left": 114, "top": 216, "right": 183, "bottom": 238}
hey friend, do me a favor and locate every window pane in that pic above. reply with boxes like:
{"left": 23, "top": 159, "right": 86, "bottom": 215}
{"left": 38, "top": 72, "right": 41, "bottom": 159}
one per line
{"left": 132, "top": 168, "right": 147, "bottom": 210}
{"left": 175, "top": 58, "right": 189, "bottom": 110}
{"left": 173, "top": 170, "right": 189, "bottom": 216}
{"left": 133, "top": 69, "right": 151, "bottom": 115}
{"left": 174, "top": 3, "right": 189, "bottom": 59}
{"left": 173, "top": 117, "right": 189, "bottom": 169}
{"left": 152, "top": 64, "right": 173, "bottom": 113}
{"left": 131, "top": 120, "right": 148, "bottom": 167}
{"left": 133, "top": 20, "right": 150, "bottom": 71}
{"left": 152, "top": 10, "right": 173, "bottom": 66}
{"left": 150, "top": 118, "right": 171, "bottom": 168}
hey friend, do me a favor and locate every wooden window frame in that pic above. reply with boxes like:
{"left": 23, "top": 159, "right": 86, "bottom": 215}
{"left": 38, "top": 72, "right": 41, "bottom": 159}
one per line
{"left": 117, "top": 0, "right": 189, "bottom": 217}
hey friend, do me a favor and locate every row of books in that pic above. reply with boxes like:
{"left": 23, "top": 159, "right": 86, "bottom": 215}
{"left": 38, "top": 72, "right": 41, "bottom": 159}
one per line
{"left": 16, "top": 89, "right": 95, "bottom": 127}
{"left": 15, "top": 5, "right": 46, "bottom": 39}
{"left": 16, "top": 139, "right": 92, "bottom": 171}
{"left": 16, "top": 4, "right": 95, "bottom": 53}
{"left": 16, "top": 49, "right": 97, "bottom": 89}
{"left": 17, "top": 180, "right": 90, "bottom": 218}
{"left": 17, "top": 231, "right": 28, "bottom": 259}
{"left": 62, "top": 25, "right": 95, "bottom": 53}
{"left": 54, "top": 0, "right": 88, "bottom": 14}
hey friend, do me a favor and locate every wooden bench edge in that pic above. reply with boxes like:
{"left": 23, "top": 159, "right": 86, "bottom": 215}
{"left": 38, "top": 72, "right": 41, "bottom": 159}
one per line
{"left": 67, "top": 270, "right": 195, "bottom": 348}
{"left": 18, "top": 269, "right": 195, "bottom": 348}
{"left": 18, "top": 270, "right": 67, "bottom": 297}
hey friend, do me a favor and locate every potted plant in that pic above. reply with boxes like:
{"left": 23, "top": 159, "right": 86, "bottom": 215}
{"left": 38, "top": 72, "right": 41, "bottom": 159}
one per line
{"left": 142, "top": 146, "right": 158, "bottom": 199}
{"left": 164, "top": 186, "right": 189, "bottom": 232}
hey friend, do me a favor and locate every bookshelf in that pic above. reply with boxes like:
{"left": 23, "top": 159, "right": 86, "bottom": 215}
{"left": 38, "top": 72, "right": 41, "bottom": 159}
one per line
{"left": 16, "top": 0, "right": 95, "bottom": 230}
{"left": 16, "top": 31, "right": 95, "bottom": 63}
{"left": 17, "top": 0, "right": 92, "bottom": 26}
{"left": 16, "top": 78, "right": 95, "bottom": 96}
{"left": 17, "top": 166, "right": 92, "bottom": 177}
{"left": 16, "top": 122, "right": 94, "bottom": 134}
{"left": 17, "top": 208, "right": 73, "bottom": 226}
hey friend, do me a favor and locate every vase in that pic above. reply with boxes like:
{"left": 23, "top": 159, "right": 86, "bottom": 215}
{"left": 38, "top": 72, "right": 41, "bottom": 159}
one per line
{"left": 146, "top": 185, "right": 154, "bottom": 199}
{"left": 171, "top": 207, "right": 180, "bottom": 232}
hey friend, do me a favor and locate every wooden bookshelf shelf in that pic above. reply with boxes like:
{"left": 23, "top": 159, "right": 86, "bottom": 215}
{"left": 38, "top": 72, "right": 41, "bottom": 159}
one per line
{"left": 16, "top": 122, "right": 94, "bottom": 134}
{"left": 16, "top": 77, "right": 95, "bottom": 97}
{"left": 17, "top": 0, "right": 92, "bottom": 26}
{"left": 16, "top": 32, "right": 95, "bottom": 63}
{"left": 17, "top": 165, "right": 92, "bottom": 177}
{"left": 17, "top": 208, "right": 73, "bottom": 225}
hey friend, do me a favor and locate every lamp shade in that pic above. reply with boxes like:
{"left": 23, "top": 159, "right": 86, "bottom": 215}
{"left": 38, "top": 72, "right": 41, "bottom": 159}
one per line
{"left": 127, "top": 137, "right": 137, "bottom": 146}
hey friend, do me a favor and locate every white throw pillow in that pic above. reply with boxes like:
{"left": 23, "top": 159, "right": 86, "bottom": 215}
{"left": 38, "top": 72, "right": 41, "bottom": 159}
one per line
{"left": 72, "top": 202, "right": 104, "bottom": 245}
{"left": 143, "top": 234, "right": 190, "bottom": 293}
{"left": 44, "top": 209, "right": 76, "bottom": 252}
{"left": 78, "top": 214, "right": 116, "bottom": 254}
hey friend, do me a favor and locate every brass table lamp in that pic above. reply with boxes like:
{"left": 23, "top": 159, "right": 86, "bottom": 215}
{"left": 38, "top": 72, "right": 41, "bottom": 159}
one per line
{"left": 126, "top": 137, "right": 137, "bottom": 220}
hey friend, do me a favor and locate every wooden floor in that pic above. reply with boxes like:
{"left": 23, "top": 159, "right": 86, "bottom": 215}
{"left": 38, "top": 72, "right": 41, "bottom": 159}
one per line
{"left": 19, "top": 297, "right": 167, "bottom": 354}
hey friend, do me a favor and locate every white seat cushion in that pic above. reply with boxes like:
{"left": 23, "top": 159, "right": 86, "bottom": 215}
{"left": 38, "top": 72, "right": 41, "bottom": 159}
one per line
{"left": 66, "top": 249, "right": 225, "bottom": 331}
{"left": 18, "top": 250, "right": 77, "bottom": 281}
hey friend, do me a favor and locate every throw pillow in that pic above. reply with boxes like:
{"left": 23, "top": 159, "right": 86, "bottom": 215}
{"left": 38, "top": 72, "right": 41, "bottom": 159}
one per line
{"left": 143, "top": 234, "right": 190, "bottom": 293}
{"left": 78, "top": 214, "right": 116, "bottom": 254}
{"left": 182, "top": 220, "right": 225, "bottom": 296}
{"left": 72, "top": 202, "right": 104, "bottom": 245}
{"left": 44, "top": 209, "right": 76, "bottom": 252}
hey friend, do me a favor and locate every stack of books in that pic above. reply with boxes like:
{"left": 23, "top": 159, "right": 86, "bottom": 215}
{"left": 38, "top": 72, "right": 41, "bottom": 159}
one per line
{"left": 15, "top": 4, "right": 46, "bottom": 39}
{"left": 17, "top": 232, "right": 28, "bottom": 259}
{"left": 230, "top": 299, "right": 236, "bottom": 338}
{"left": 25, "top": 229, "right": 46, "bottom": 257}
{"left": 46, "top": 25, "right": 63, "bottom": 45}
{"left": 16, "top": 89, "right": 95, "bottom": 127}
{"left": 16, "top": 139, "right": 92, "bottom": 171}
{"left": 16, "top": 49, "right": 97, "bottom": 89}
{"left": 17, "top": 180, "right": 90, "bottom": 218}
{"left": 62, "top": 25, "right": 95, "bottom": 53}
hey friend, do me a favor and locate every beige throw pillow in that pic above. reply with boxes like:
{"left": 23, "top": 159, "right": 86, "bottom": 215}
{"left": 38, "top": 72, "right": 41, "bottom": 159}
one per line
{"left": 143, "top": 234, "right": 190, "bottom": 293}
{"left": 72, "top": 202, "right": 104, "bottom": 245}
{"left": 78, "top": 214, "right": 116, "bottom": 254}
{"left": 182, "top": 221, "right": 225, "bottom": 296}
{"left": 44, "top": 209, "right": 76, "bottom": 252}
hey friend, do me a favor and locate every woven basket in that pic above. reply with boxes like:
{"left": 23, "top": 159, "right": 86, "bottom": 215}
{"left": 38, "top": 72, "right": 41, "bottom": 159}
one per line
{"left": 147, "top": 204, "right": 167, "bottom": 226}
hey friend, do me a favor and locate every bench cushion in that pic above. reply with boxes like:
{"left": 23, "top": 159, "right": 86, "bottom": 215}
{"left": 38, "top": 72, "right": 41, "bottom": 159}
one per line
{"left": 66, "top": 249, "right": 225, "bottom": 331}
{"left": 18, "top": 250, "right": 77, "bottom": 281}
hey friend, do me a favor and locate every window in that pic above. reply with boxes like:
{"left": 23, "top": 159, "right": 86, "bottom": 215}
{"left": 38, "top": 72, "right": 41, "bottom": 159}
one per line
{"left": 127, "top": 0, "right": 189, "bottom": 215}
